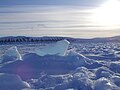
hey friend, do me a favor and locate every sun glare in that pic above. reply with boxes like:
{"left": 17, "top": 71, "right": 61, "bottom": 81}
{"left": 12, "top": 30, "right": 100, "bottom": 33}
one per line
{"left": 91, "top": 0, "right": 120, "bottom": 26}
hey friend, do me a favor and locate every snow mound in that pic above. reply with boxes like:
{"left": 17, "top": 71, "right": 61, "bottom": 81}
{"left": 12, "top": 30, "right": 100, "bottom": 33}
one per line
{"left": 111, "top": 76, "right": 120, "bottom": 87}
{"left": 34, "top": 74, "right": 56, "bottom": 89}
{"left": 95, "top": 66, "right": 114, "bottom": 79}
{"left": 1, "top": 46, "right": 22, "bottom": 63}
{"left": 35, "top": 39, "right": 70, "bottom": 56}
{"left": 94, "top": 77, "right": 120, "bottom": 90}
{"left": 110, "top": 62, "right": 120, "bottom": 73}
{"left": 73, "top": 67, "right": 95, "bottom": 79}
{"left": 71, "top": 77, "right": 93, "bottom": 90}
{"left": 0, "top": 73, "right": 30, "bottom": 90}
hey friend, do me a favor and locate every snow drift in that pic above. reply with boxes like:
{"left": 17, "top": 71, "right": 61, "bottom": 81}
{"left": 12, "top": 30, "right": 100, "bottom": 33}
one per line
{"left": 0, "top": 73, "right": 30, "bottom": 90}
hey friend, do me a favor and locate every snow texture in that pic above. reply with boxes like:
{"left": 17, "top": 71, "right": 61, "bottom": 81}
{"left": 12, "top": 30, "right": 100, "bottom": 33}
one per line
{"left": 0, "top": 37, "right": 120, "bottom": 90}
{"left": 0, "top": 73, "right": 30, "bottom": 90}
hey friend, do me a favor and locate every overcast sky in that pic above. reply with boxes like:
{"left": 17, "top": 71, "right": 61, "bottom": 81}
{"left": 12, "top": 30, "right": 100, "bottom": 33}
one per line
{"left": 0, "top": 0, "right": 120, "bottom": 38}
{"left": 0, "top": 0, "right": 104, "bottom": 6}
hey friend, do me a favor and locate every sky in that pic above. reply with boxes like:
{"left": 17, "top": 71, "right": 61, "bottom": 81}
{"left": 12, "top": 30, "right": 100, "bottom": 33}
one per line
{"left": 0, "top": 0, "right": 120, "bottom": 38}
{"left": 0, "top": 0, "right": 104, "bottom": 6}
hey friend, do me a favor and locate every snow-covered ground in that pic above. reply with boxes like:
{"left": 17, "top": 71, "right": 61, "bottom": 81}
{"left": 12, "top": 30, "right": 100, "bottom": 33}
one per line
{"left": 0, "top": 39, "right": 120, "bottom": 90}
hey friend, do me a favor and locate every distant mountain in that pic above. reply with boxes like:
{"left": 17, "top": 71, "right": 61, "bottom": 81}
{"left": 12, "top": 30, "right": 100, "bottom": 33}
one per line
{"left": 108, "top": 36, "right": 120, "bottom": 41}
{"left": 0, "top": 36, "right": 67, "bottom": 44}
{"left": 0, "top": 36, "right": 120, "bottom": 44}
{"left": 93, "top": 36, "right": 120, "bottom": 42}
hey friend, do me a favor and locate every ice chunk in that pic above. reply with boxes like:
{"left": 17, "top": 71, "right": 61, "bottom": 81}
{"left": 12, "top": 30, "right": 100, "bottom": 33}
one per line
{"left": 2, "top": 46, "right": 22, "bottom": 63}
{"left": 67, "top": 50, "right": 95, "bottom": 66}
{"left": 67, "top": 50, "right": 91, "bottom": 60}
{"left": 35, "top": 39, "right": 70, "bottom": 56}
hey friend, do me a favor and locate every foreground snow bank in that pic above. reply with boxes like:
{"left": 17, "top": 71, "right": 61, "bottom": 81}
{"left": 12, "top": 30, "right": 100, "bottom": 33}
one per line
{"left": 0, "top": 41, "right": 120, "bottom": 90}
{"left": 0, "top": 52, "right": 120, "bottom": 90}
{"left": 0, "top": 51, "right": 104, "bottom": 80}
{"left": 94, "top": 77, "right": 120, "bottom": 90}
{"left": 0, "top": 73, "right": 30, "bottom": 90}
{"left": 28, "top": 67, "right": 120, "bottom": 90}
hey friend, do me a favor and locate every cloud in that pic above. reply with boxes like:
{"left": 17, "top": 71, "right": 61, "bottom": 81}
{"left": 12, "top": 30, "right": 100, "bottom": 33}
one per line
{"left": 0, "top": 0, "right": 105, "bottom": 6}
{"left": 0, "top": 5, "right": 119, "bottom": 38}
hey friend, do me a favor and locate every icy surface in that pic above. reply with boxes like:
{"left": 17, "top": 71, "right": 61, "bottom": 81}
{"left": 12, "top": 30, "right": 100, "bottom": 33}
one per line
{"left": 35, "top": 39, "right": 70, "bottom": 56}
{"left": 0, "top": 40, "right": 120, "bottom": 90}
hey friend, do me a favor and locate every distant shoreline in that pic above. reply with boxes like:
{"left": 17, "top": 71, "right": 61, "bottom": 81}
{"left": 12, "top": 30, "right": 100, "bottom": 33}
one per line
{"left": 0, "top": 35, "right": 120, "bottom": 45}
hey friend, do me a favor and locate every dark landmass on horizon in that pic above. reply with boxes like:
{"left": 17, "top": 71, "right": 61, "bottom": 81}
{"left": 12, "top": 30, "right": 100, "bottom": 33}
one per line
{"left": 0, "top": 35, "right": 120, "bottom": 44}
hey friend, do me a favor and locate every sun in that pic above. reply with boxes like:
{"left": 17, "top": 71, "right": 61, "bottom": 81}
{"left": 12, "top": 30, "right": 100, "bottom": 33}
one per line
{"left": 91, "top": 0, "right": 120, "bottom": 26}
